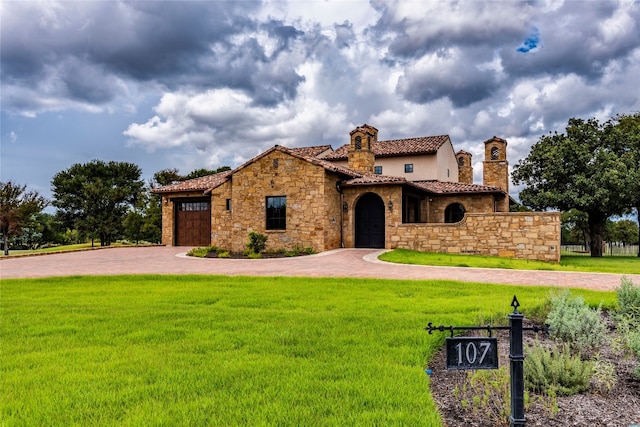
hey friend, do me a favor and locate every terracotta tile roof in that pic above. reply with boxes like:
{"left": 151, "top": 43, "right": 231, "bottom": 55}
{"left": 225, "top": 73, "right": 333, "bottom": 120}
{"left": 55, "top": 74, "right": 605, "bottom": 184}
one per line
{"left": 321, "top": 135, "right": 450, "bottom": 160}
{"left": 410, "top": 180, "right": 504, "bottom": 194}
{"left": 341, "top": 174, "right": 407, "bottom": 186}
{"left": 277, "top": 145, "right": 361, "bottom": 178}
{"left": 152, "top": 142, "right": 504, "bottom": 197}
{"left": 152, "top": 170, "right": 232, "bottom": 194}
{"left": 290, "top": 145, "right": 333, "bottom": 157}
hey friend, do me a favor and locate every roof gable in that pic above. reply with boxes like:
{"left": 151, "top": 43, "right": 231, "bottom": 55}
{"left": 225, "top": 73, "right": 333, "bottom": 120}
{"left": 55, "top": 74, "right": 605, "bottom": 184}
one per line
{"left": 153, "top": 145, "right": 360, "bottom": 194}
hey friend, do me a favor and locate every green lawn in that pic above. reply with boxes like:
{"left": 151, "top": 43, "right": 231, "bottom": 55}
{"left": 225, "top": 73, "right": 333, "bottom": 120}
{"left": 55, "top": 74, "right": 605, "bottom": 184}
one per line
{"left": 378, "top": 249, "right": 640, "bottom": 274}
{"left": 1, "top": 275, "right": 615, "bottom": 426}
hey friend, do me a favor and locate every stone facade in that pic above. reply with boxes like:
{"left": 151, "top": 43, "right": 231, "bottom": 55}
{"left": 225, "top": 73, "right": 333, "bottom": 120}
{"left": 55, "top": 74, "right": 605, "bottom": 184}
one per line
{"left": 156, "top": 126, "right": 562, "bottom": 263}
{"left": 388, "top": 212, "right": 561, "bottom": 262}
{"left": 483, "top": 137, "right": 509, "bottom": 212}
{"left": 212, "top": 149, "right": 343, "bottom": 253}
{"left": 347, "top": 125, "right": 377, "bottom": 173}
{"left": 456, "top": 151, "right": 473, "bottom": 184}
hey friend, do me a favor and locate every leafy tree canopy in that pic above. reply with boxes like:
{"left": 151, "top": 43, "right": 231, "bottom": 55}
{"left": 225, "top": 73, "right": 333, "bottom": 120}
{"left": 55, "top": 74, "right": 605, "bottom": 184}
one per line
{"left": 512, "top": 114, "right": 639, "bottom": 257}
{"left": 52, "top": 160, "right": 144, "bottom": 246}
{"left": 0, "top": 181, "right": 48, "bottom": 255}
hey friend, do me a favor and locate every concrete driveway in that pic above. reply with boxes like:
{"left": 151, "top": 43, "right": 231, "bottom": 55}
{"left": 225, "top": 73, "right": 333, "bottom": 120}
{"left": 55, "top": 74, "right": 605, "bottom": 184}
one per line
{"left": 1, "top": 246, "right": 637, "bottom": 291}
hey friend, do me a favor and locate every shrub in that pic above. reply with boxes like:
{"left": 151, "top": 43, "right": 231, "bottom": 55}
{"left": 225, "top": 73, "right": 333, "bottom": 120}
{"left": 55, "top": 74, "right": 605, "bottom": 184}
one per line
{"left": 452, "top": 367, "right": 515, "bottom": 426}
{"left": 187, "top": 246, "right": 218, "bottom": 258}
{"left": 525, "top": 342, "right": 593, "bottom": 396}
{"left": 590, "top": 355, "right": 617, "bottom": 395}
{"left": 246, "top": 231, "right": 267, "bottom": 254}
{"left": 617, "top": 276, "right": 640, "bottom": 320}
{"left": 545, "top": 290, "right": 607, "bottom": 355}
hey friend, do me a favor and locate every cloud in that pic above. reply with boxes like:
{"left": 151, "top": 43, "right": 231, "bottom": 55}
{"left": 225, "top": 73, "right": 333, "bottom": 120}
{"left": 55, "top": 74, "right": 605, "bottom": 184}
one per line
{"left": 2, "top": 0, "right": 640, "bottom": 200}
{"left": 124, "top": 85, "right": 350, "bottom": 168}
{"left": 0, "top": 1, "right": 310, "bottom": 114}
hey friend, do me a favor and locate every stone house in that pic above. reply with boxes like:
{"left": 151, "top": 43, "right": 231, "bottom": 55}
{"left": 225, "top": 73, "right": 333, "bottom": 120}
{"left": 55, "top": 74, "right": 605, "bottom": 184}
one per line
{"left": 154, "top": 124, "right": 560, "bottom": 261}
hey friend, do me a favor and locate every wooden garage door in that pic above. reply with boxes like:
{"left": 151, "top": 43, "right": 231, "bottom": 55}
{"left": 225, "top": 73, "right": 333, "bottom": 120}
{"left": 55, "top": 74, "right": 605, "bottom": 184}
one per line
{"left": 175, "top": 200, "right": 211, "bottom": 246}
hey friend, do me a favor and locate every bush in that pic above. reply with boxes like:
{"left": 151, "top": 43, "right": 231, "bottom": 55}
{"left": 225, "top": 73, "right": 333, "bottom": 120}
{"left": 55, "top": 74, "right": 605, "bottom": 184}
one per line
{"left": 590, "top": 355, "right": 617, "bottom": 395}
{"left": 617, "top": 277, "right": 640, "bottom": 320}
{"left": 453, "top": 367, "right": 514, "bottom": 426}
{"left": 525, "top": 342, "right": 593, "bottom": 396}
{"left": 545, "top": 290, "right": 607, "bottom": 355}
{"left": 187, "top": 246, "right": 218, "bottom": 258}
{"left": 246, "top": 231, "right": 267, "bottom": 254}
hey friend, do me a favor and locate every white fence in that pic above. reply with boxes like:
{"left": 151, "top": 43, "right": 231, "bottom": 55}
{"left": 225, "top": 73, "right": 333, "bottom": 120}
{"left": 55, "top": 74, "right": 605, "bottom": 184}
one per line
{"left": 561, "top": 244, "right": 639, "bottom": 256}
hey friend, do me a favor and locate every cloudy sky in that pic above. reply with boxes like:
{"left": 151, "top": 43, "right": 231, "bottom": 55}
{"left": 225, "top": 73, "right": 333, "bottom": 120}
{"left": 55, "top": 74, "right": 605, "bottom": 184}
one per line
{"left": 2, "top": 0, "right": 639, "bottom": 204}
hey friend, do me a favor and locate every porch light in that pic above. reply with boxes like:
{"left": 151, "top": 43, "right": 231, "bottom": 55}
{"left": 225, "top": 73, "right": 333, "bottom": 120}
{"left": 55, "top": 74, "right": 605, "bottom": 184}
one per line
{"left": 388, "top": 200, "right": 393, "bottom": 211}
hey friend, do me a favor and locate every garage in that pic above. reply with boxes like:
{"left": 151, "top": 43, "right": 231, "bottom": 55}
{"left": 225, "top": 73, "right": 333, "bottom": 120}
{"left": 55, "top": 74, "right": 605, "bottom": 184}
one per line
{"left": 174, "top": 199, "right": 211, "bottom": 246}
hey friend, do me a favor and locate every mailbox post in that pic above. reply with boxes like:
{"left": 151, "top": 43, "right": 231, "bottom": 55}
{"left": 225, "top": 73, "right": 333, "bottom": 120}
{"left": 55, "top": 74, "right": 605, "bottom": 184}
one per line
{"left": 509, "top": 298, "right": 526, "bottom": 427}
{"left": 426, "top": 296, "right": 548, "bottom": 427}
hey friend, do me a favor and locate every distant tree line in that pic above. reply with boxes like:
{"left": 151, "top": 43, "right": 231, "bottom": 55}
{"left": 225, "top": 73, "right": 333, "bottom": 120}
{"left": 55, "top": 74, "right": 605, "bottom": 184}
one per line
{"left": 1, "top": 163, "right": 230, "bottom": 255}
{"left": 562, "top": 209, "right": 639, "bottom": 248}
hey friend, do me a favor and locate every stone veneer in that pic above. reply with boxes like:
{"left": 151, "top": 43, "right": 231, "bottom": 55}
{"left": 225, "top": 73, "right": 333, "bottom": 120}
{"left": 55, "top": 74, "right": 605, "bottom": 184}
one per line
{"left": 210, "top": 150, "right": 343, "bottom": 253}
{"left": 387, "top": 212, "right": 561, "bottom": 262}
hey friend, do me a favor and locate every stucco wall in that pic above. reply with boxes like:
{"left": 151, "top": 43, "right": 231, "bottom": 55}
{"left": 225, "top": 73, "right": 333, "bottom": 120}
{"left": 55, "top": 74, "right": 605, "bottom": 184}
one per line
{"left": 387, "top": 212, "right": 561, "bottom": 262}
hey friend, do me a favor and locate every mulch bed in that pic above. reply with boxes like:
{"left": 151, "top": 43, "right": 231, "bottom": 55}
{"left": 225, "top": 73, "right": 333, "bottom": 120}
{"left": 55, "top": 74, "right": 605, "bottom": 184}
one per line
{"left": 204, "top": 251, "right": 310, "bottom": 259}
{"left": 428, "top": 318, "right": 640, "bottom": 427}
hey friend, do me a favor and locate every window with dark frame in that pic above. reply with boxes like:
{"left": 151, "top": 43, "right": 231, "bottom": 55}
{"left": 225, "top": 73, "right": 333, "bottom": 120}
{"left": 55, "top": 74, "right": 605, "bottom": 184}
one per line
{"left": 404, "top": 163, "right": 414, "bottom": 173}
{"left": 225, "top": 199, "right": 231, "bottom": 210}
{"left": 374, "top": 165, "right": 382, "bottom": 174}
{"left": 355, "top": 136, "right": 362, "bottom": 150}
{"left": 178, "top": 201, "right": 208, "bottom": 211}
{"left": 266, "top": 196, "right": 286, "bottom": 230}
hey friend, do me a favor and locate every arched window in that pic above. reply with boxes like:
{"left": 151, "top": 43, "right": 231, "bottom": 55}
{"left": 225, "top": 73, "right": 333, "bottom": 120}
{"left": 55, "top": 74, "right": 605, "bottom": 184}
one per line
{"left": 355, "top": 136, "right": 362, "bottom": 150}
{"left": 445, "top": 203, "right": 465, "bottom": 223}
{"left": 458, "top": 157, "right": 465, "bottom": 166}
{"left": 491, "top": 146, "right": 499, "bottom": 160}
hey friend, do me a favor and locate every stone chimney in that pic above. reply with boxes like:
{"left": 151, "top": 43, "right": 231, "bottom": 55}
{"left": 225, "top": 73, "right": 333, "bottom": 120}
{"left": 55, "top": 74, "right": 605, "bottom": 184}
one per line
{"left": 456, "top": 150, "right": 473, "bottom": 184}
{"left": 483, "top": 136, "right": 509, "bottom": 212}
{"left": 347, "top": 124, "right": 377, "bottom": 174}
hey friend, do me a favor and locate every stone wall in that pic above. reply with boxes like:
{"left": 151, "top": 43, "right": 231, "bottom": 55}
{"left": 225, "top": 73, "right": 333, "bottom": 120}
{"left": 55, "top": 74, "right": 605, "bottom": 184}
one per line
{"left": 210, "top": 181, "right": 232, "bottom": 249}
{"left": 387, "top": 212, "right": 561, "bottom": 262}
{"left": 427, "top": 194, "right": 495, "bottom": 223}
{"left": 226, "top": 150, "right": 342, "bottom": 253}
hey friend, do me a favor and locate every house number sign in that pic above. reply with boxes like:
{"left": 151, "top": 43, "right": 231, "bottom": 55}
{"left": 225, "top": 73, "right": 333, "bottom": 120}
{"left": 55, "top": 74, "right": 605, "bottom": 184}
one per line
{"left": 445, "top": 337, "right": 498, "bottom": 370}
{"left": 426, "top": 296, "right": 550, "bottom": 427}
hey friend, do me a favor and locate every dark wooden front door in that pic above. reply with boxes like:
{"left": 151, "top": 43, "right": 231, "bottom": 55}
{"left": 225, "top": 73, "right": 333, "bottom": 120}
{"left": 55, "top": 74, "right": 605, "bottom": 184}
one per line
{"left": 175, "top": 200, "right": 211, "bottom": 246}
{"left": 355, "top": 193, "right": 385, "bottom": 248}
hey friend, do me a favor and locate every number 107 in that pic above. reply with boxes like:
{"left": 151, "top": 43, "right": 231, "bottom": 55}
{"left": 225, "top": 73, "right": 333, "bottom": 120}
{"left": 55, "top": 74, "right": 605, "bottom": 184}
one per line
{"left": 454, "top": 341, "right": 492, "bottom": 365}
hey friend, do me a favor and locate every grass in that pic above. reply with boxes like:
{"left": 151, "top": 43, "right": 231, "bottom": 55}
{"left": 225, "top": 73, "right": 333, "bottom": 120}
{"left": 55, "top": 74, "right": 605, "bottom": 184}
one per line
{"left": 1, "top": 275, "right": 615, "bottom": 426}
{"left": 378, "top": 249, "right": 640, "bottom": 274}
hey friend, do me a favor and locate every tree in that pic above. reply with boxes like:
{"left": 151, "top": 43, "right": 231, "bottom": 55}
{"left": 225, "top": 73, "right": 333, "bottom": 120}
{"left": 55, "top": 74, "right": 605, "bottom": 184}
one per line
{"left": 608, "top": 113, "right": 640, "bottom": 256}
{"left": 0, "top": 181, "right": 48, "bottom": 255}
{"left": 610, "top": 219, "right": 639, "bottom": 246}
{"left": 561, "top": 209, "right": 590, "bottom": 247}
{"left": 513, "top": 116, "right": 637, "bottom": 257}
{"left": 52, "top": 160, "right": 144, "bottom": 246}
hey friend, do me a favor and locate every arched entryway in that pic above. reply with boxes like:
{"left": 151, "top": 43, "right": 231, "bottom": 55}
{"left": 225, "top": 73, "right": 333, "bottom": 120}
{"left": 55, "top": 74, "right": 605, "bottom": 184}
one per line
{"left": 355, "top": 192, "right": 385, "bottom": 248}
